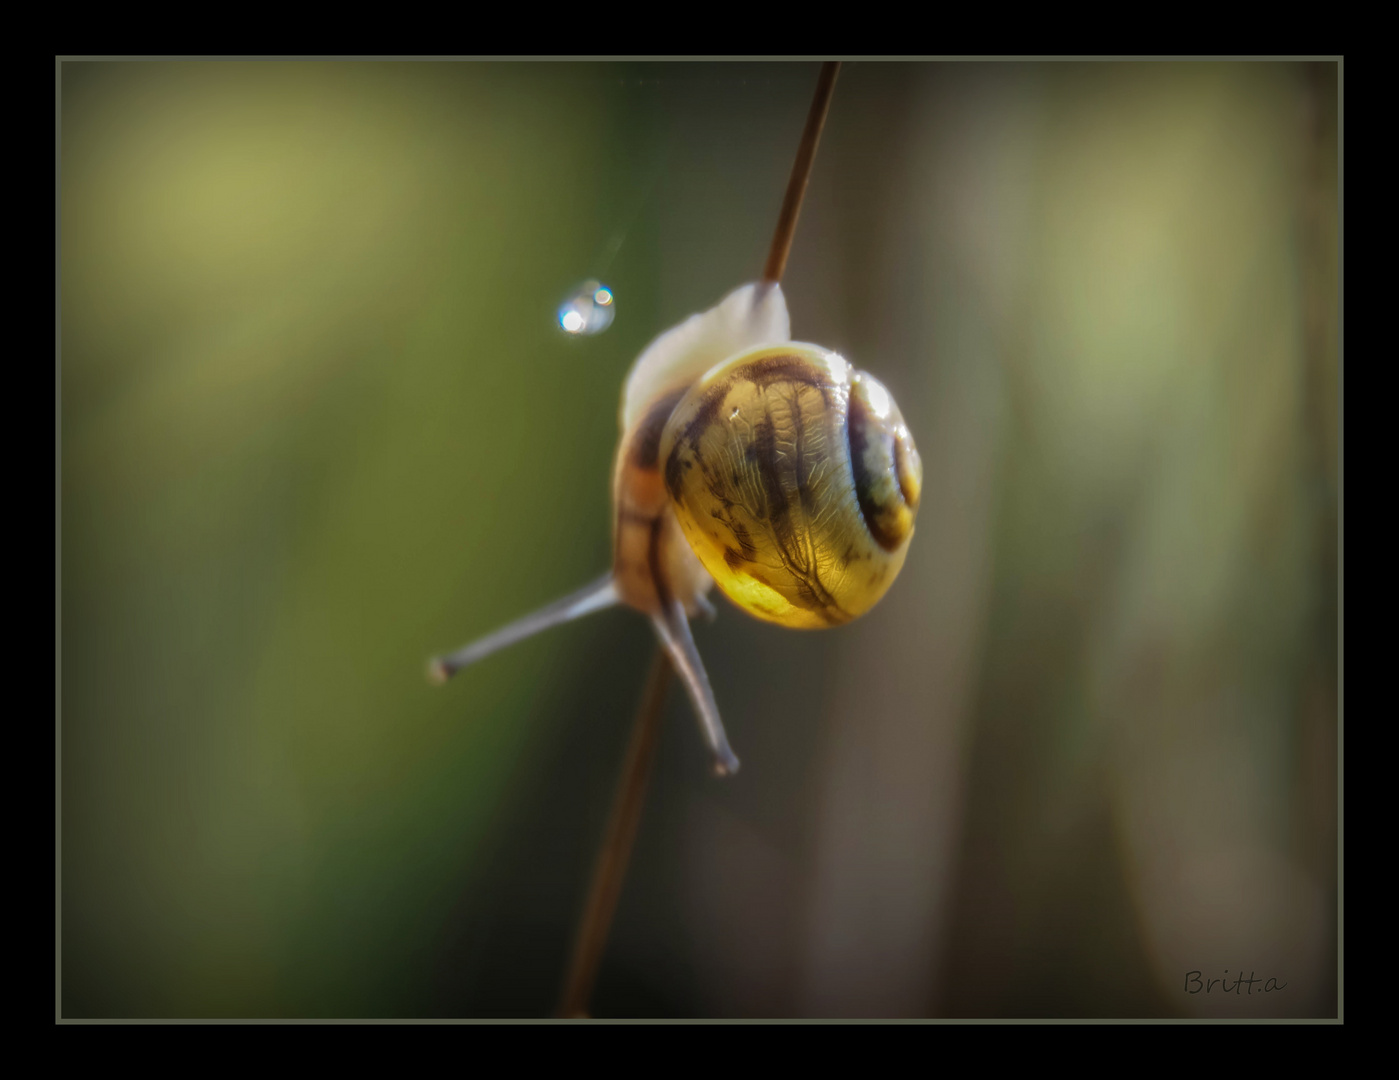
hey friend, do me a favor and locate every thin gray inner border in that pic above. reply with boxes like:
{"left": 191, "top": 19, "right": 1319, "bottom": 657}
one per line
{"left": 53, "top": 55, "right": 1343, "bottom": 1025}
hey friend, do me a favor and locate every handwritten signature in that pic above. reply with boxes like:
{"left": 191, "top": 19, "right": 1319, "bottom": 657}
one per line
{"left": 1184, "top": 970, "right": 1287, "bottom": 996}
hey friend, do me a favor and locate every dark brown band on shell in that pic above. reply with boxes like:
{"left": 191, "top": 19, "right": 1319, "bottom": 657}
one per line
{"left": 846, "top": 384, "right": 906, "bottom": 552}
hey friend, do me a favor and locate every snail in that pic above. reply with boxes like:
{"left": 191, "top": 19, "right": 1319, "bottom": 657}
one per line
{"left": 428, "top": 279, "right": 921, "bottom": 777}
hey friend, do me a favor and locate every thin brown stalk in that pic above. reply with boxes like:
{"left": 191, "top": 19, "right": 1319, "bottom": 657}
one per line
{"left": 555, "top": 60, "right": 841, "bottom": 1020}
{"left": 763, "top": 61, "right": 841, "bottom": 284}
{"left": 557, "top": 647, "right": 672, "bottom": 1017}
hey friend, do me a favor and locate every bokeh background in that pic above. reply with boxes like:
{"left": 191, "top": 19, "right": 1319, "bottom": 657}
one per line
{"left": 60, "top": 60, "right": 1340, "bottom": 1019}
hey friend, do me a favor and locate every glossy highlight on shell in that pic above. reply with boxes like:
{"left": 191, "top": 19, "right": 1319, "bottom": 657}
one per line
{"left": 660, "top": 344, "right": 921, "bottom": 629}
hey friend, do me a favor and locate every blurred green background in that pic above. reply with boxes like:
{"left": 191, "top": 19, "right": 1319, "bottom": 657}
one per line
{"left": 59, "top": 60, "right": 1339, "bottom": 1018}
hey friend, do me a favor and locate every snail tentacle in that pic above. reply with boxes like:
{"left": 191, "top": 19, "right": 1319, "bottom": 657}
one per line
{"left": 427, "top": 573, "right": 619, "bottom": 685}
{"left": 649, "top": 598, "right": 740, "bottom": 777}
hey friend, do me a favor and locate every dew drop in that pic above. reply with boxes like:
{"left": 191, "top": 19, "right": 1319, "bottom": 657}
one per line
{"left": 558, "top": 280, "right": 616, "bottom": 336}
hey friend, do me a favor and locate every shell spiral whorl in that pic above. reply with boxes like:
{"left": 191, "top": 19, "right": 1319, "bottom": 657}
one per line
{"left": 660, "top": 344, "right": 921, "bottom": 629}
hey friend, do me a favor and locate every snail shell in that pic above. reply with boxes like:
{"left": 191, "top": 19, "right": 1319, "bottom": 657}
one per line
{"left": 660, "top": 344, "right": 921, "bottom": 629}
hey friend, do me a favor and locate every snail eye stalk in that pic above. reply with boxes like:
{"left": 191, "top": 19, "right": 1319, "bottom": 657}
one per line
{"left": 427, "top": 574, "right": 619, "bottom": 685}
{"left": 649, "top": 598, "right": 739, "bottom": 777}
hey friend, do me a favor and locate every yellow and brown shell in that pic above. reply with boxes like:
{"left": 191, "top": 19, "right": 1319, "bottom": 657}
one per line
{"left": 660, "top": 344, "right": 921, "bottom": 629}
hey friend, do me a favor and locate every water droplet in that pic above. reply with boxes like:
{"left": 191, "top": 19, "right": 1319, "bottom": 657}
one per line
{"left": 557, "top": 280, "right": 616, "bottom": 336}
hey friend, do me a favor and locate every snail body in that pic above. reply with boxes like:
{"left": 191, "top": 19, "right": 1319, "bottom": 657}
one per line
{"left": 610, "top": 281, "right": 788, "bottom": 621}
{"left": 430, "top": 281, "right": 920, "bottom": 776}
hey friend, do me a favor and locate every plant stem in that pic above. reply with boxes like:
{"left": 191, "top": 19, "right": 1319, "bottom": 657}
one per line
{"left": 557, "top": 647, "right": 673, "bottom": 1017}
{"left": 763, "top": 61, "right": 841, "bottom": 284}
